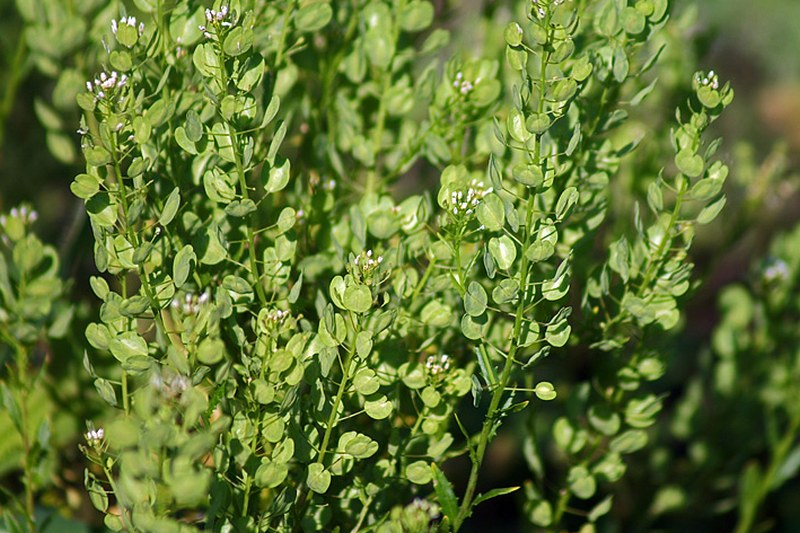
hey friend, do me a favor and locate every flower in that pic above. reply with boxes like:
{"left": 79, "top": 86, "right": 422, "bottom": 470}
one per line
{"left": 86, "top": 70, "right": 128, "bottom": 101}
{"left": 426, "top": 354, "right": 451, "bottom": 377}
{"left": 444, "top": 178, "right": 493, "bottom": 218}
{"left": 354, "top": 249, "right": 383, "bottom": 276}
{"left": 85, "top": 428, "right": 105, "bottom": 445}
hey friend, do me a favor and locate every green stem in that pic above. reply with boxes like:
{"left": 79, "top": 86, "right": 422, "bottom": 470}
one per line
{"left": 366, "top": 73, "right": 391, "bottom": 196}
{"left": 0, "top": 27, "right": 27, "bottom": 150}
{"left": 733, "top": 411, "right": 800, "bottom": 533}
{"left": 274, "top": 0, "right": 295, "bottom": 67}
{"left": 453, "top": 26, "right": 552, "bottom": 530}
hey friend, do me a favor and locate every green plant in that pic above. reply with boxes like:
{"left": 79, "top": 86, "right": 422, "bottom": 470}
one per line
{"left": 0, "top": 205, "right": 74, "bottom": 533}
{"left": 58, "top": 0, "right": 735, "bottom": 531}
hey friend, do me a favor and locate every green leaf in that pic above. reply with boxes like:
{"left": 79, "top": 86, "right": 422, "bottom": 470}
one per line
{"left": 339, "top": 431, "right": 378, "bottom": 459}
{"left": 534, "top": 381, "right": 557, "bottom": 401}
{"left": 504, "top": 22, "right": 523, "bottom": 46}
{"left": 223, "top": 26, "right": 254, "bottom": 56}
{"left": 70, "top": 173, "right": 101, "bottom": 199}
{"left": 173, "top": 244, "right": 196, "bottom": 288}
{"left": 185, "top": 110, "right": 203, "bottom": 142}
{"left": 545, "top": 318, "right": 571, "bottom": 347}
{"left": 506, "top": 108, "right": 529, "bottom": 143}
{"left": 464, "top": 281, "right": 488, "bottom": 317}
{"left": 364, "top": 395, "right": 392, "bottom": 419}
{"left": 356, "top": 330, "right": 373, "bottom": 359}
{"left": 109, "top": 332, "right": 148, "bottom": 363}
{"left": 295, "top": 2, "right": 333, "bottom": 32}
{"left": 489, "top": 235, "right": 516, "bottom": 270}
{"left": 477, "top": 193, "right": 505, "bottom": 231}
{"left": 353, "top": 368, "right": 380, "bottom": 395}
{"left": 159, "top": 187, "right": 181, "bottom": 226}
{"left": 461, "top": 313, "right": 488, "bottom": 340}
{"left": 343, "top": 285, "right": 372, "bottom": 313}
{"left": 555, "top": 187, "right": 579, "bottom": 221}
{"left": 568, "top": 466, "right": 597, "bottom": 499}
{"left": 307, "top": 463, "right": 331, "bottom": 494}
{"left": 609, "top": 429, "right": 648, "bottom": 454}
{"left": 675, "top": 150, "right": 704, "bottom": 178}
{"left": 266, "top": 158, "right": 291, "bottom": 194}
{"left": 398, "top": 1, "right": 434, "bottom": 32}
{"left": 472, "top": 486, "right": 520, "bottom": 507}
{"left": 431, "top": 463, "right": 459, "bottom": 525}
{"left": 405, "top": 460, "right": 432, "bottom": 484}
{"left": 529, "top": 500, "right": 552, "bottom": 526}
{"left": 197, "top": 337, "right": 225, "bottom": 365}
{"left": 512, "top": 163, "right": 543, "bottom": 188}
{"left": 256, "top": 460, "right": 289, "bottom": 488}
{"left": 588, "top": 496, "right": 613, "bottom": 522}
{"left": 697, "top": 195, "right": 726, "bottom": 224}
{"left": 421, "top": 300, "right": 452, "bottom": 327}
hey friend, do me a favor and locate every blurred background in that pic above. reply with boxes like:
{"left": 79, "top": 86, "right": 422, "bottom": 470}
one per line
{"left": 1, "top": 0, "right": 799, "bottom": 531}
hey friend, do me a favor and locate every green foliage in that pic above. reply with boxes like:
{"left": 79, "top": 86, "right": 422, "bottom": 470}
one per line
{"left": 10, "top": 0, "right": 800, "bottom": 532}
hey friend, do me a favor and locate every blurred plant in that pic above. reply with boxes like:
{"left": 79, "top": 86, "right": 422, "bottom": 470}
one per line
{"left": 0, "top": 205, "right": 74, "bottom": 532}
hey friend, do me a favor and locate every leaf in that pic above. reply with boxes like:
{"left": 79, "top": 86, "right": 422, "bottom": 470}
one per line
{"left": 488, "top": 235, "right": 516, "bottom": 270}
{"left": 255, "top": 460, "right": 288, "bottom": 488}
{"left": 266, "top": 158, "right": 291, "bottom": 193}
{"left": 398, "top": 1, "right": 434, "bottom": 32}
{"left": 197, "top": 337, "right": 225, "bottom": 365}
{"left": 473, "top": 486, "right": 520, "bottom": 507}
{"left": 675, "top": 150, "right": 704, "bottom": 178}
{"left": 109, "top": 332, "right": 148, "bottom": 362}
{"left": 545, "top": 318, "right": 571, "bottom": 347}
{"left": 364, "top": 395, "right": 392, "bottom": 419}
{"left": 343, "top": 285, "right": 372, "bottom": 314}
{"left": 405, "top": 460, "right": 432, "bottom": 484}
{"left": 159, "top": 187, "right": 181, "bottom": 226}
{"left": 474, "top": 193, "right": 503, "bottom": 232}
{"left": 555, "top": 187, "right": 579, "bottom": 221}
{"left": 568, "top": 466, "right": 597, "bottom": 499}
{"left": 697, "top": 195, "right": 726, "bottom": 225}
{"left": 222, "top": 26, "right": 253, "bottom": 56}
{"left": 353, "top": 368, "right": 380, "bottom": 395}
{"left": 294, "top": 2, "right": 333, "bottom": 32}
{"left": 431, "top": 463, "right": 459, "bottom": 525}
{"left": 307, "top": 463, "right": 331, "bottom": 494}
{"left": 173, "top": 244, "right": 196, "bottom": 288}
{"left": 512, "top": 163, "right": 543, "bottom": 188}
{"left": 339, "top": 431, "right": 378, "bottom": 459}
{"left": 464, "top": 281, "right": 488, "bottom": 316}
{"left": 506, "top": 108, "right": 529, "bottom": 143}
{"left": 534, "top": 381, "right": 557, "bottom": 401}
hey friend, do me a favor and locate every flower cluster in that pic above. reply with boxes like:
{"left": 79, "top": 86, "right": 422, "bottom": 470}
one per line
{"left": 151, "top": 371, "right": 190, "bottom": 400}
{"left": 695, "top": 70, "right": 720, "bottom": 90}
{"left": 354, "top": 249, "right": 383, "bottom": 277}
{"left": 85, "top": 428, "right": 105, "bottom": 445}
{"left": 258, "top": 307, "right": 291, "bottom": 335}
{"left": 0, "top": 206, "right": 38, "bottom": 226}
{"left": 199, "top": 5, "right": 233, "bottom": 38}
{"left": 445, "top": 179, "right": 493, "bottom": 218}
{"left": 531, "top": 0, "right": 565, "bottom": 19}
{"left": 171, "top": 291, "right": 210, "bottom": 315}
{"left": 762, "top": 257, "right": 790, "bottom": 283}
{"left": 453, "top": 72, "right": 475, "bottom": 95}
{"left": 86, "top": 71, "right": 128, "bottom": 101}
{"left": 426, "top": 354, "right": 451, "bottom": 377}
{"left": 111, "top": 16, "right": 144, "bottom": 37}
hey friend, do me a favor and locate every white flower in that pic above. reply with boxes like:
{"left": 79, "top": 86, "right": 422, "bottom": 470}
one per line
{"left": 354, "top": 249, "right": 383, "bottom": 276}
{"left": 426, "top": 354, "right": 451, "bottom": 376}
{"left": 85, "top": 428, "right": 105, "bottom": 444}
{"left": 445, "top": 178, "right": 493, "bottom": 219}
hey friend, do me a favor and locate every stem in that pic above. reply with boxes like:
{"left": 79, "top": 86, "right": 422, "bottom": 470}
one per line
{"left": 366, "top": 73, "right": 391, "bottom": 196}
{"left": 317, "top": 342, "right": 357, "bottom": 465}
{"left": 453, "top": 25, "right": 552, "bottom": 530}
{"left": 274, "top": 0, "right": 295, "bottom": 67}
{"left": 0, "top": 27, "right": 27, "bottom": 150}
{"left": 733, "top": 411, "right": 800, "bottom": 533}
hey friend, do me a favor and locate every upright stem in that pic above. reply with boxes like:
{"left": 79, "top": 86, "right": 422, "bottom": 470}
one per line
{"left": 453, "top": 24, "right": 552, "bottom": 530}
